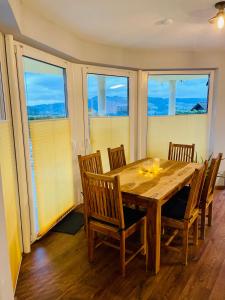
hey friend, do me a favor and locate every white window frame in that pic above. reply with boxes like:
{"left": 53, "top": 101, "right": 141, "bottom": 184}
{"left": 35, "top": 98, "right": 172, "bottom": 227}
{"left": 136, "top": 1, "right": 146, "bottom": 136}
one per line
{"left": 82, "top": 65, "right": 137, "bottom": 163}
{"left": 13, "top": 42, "right": 75, "bottom": 243}
{"left": 138, "top": 69, "right": 215, "bottom": 159}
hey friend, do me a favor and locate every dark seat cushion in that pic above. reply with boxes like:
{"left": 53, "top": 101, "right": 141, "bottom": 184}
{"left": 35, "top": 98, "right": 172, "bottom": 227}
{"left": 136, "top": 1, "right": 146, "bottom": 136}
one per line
{"left": 123, "top": 206, "right": 146, "bottom": 229}
{"left": 162, "top": 186, "right": 190, "bottom": 220}
{"left": 91, "top": 206, "right": 146, "bottom": 231}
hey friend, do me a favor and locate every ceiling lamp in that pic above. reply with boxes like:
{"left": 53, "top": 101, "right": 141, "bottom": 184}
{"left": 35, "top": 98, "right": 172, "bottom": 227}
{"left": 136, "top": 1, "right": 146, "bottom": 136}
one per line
{"left": 209, "top": 1, "right": 225, "bottom": 29}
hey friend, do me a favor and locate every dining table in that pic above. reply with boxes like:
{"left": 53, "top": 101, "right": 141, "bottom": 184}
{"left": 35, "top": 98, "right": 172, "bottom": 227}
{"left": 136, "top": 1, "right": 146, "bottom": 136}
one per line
{"left": 106, "top": 158, "right": 202, "bottom": 274}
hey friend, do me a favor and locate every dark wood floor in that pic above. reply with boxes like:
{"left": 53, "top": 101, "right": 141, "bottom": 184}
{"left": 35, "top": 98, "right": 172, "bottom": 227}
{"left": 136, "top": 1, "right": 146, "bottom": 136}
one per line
{"left": 16, "top": 191, "right": 225, "bottom": 300}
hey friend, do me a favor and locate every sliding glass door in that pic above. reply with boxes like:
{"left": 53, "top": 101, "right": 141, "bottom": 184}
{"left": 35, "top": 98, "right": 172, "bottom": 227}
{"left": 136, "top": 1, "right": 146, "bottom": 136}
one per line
{"left": 83, "top": 67, "right": 136, "bottom": 172}
{"left": 16, "top": 46, "right": 75, "bottom": 240}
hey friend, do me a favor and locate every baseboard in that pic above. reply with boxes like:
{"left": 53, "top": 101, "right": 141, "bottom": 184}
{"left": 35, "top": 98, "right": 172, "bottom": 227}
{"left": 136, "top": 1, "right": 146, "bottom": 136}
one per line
{"left": 75, "top": 203, "right": 84, "bottom": 212}
{"left": 215, "top": 185, "right": 225, "bottom": 190}
{"left": 14, "top": 255, "right": 22, "bottom": 296}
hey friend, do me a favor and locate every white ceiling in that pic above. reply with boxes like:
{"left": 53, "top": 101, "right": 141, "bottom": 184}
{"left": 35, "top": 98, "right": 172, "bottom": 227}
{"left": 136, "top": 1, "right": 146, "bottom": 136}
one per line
{"left": 22, "top": 0, "right": 225, "bottom": 50}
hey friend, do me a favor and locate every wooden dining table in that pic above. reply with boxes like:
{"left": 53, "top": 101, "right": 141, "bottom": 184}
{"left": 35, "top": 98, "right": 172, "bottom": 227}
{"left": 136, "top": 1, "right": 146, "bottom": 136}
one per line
{"left": 106, "top": 158, "right": 202, "bottom": 274}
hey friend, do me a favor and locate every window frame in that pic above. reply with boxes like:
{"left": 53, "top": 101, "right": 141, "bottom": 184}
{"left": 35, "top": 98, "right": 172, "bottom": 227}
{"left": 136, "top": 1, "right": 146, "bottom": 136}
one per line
{"left": 138, "top": 69, "right": 215, "bottom": 159}
{"left": 0, "top": 35, "right": 11, "bottom": 122}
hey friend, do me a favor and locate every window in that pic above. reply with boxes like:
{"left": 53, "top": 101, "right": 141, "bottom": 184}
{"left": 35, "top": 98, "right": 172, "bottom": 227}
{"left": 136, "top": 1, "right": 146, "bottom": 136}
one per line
{"left": 23, "top": 57, "right": 68, "bottom": 120}
{"left": 87, "top": 74, "right": 129, "bottom": 117}
{"left": 148, "top": 74, "right": 209, "bottom": 116}
{"left": 0, "top": 65, "right": 6, "bottom": 120}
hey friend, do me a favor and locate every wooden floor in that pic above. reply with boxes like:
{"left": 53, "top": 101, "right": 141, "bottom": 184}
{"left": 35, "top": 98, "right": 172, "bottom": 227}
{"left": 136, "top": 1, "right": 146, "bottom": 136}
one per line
{"left": 16, "top": 191, "right": 225, "bottom": 300}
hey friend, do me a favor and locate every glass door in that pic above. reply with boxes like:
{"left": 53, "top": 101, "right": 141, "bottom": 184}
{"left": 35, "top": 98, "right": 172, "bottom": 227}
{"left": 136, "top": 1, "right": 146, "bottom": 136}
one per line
{"left": 83, "top": 67, "right": 136, "bottom": 172}
{"left": 16, "top": 46, "right": 75, "bottom": 240}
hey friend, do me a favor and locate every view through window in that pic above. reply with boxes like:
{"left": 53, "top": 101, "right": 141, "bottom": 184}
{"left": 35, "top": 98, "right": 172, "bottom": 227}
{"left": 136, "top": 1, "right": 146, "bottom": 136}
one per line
{"left": 23, "top": 56, "right": 68, "bottom": 120}
{"left": 148, "top": 74, "right": 209, "bottom": 116}
{"left": 87, "top": 74, "right": 129, "bottom": 117}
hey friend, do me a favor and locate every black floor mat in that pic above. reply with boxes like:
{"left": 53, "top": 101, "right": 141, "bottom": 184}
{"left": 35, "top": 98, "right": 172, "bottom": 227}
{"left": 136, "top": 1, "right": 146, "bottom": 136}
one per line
{"left": 52, "top": 211, "right": 84, "bottom": 235}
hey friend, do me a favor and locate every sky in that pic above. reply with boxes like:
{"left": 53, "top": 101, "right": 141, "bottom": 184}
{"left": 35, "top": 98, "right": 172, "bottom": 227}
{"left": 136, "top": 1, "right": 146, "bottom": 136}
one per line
{"left": 87, "top": 74, "right": 128, "bottom": 99}
{"left": 24, "top": 72, "right": 66, "bottom": 106}
{"left": 148, "top": 77, "right": 209, "bottom": 99}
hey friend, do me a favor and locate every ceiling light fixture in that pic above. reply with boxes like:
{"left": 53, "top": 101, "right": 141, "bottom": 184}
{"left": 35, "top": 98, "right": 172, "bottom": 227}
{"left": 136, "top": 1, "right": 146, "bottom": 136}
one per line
{"left": 209, "top": 1, "right": 225, "bottom": 29}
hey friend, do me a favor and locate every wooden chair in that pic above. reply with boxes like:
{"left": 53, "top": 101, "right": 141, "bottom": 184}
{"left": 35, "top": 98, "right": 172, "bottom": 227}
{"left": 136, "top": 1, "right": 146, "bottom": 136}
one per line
{"left": 162, "top": 163, "right": 207, "bottom": 265}
{"left": 200, "top": 153, "right": 223, "bottom": 239}
{"left": 84, "top": 171, "right": 147, "bottom": 276}
{"left": 78, "top": 151, "right": 103, "bottom": 231}
{"left": 168, "top": 142, "right": 195, "bottom": 162}
{"left": 107, "top": 144, "right": 126, "bottom": 171}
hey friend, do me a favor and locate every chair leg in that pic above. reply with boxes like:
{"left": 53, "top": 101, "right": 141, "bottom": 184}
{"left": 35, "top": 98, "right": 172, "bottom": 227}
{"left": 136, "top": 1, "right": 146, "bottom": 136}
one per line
{"left": 182, "top": 227, "right": 189, "bottom": 265}
{"left": 193, "top": 218, "right": 198, "bottom": 246}
{"left": 141, "top": 218, "right": 147, "bottom": 256}
{"left": 120, "top": 231, "right": 126, "bottom": 277}
{"left": 83, "top": 200, "right": 88, "bottom": 236}
{"left": 88, "top": 226, "right": 95, "bottom": 263}
{"left": 84, "top": 213, "right": 88, "bottom": 235}
{"left": 200, "top": 207, "right": 206, "bottom": 240}
{"left": 208, "top": 202, "right": 213, "bottom": 226}
{"left": 143, "top": 219, "right": 148, "bottom": 271}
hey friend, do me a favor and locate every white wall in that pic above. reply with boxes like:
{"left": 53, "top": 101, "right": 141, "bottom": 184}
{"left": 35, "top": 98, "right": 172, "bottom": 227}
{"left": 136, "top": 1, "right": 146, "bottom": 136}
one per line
{"left": 0, "top": 171, "right": 14, "bottom": 300}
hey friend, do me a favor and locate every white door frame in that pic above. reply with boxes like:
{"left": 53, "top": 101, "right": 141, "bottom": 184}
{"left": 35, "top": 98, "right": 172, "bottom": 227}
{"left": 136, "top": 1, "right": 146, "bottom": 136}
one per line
{"left": 81, "top": 65, "right": 137, "bottom": 162}
{"left": 0, "top": 33, "right": 16, "bottom": 299}
{"left": 13, "top": 41, "right": 75, "bottom": 243}
{"left": 138, "top": 69, "right": 215, "bottom": 159}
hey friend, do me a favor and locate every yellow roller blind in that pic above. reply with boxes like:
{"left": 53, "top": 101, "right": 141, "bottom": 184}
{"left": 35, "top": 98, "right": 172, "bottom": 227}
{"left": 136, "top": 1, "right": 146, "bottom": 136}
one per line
{"left": 0, "top": 121, "right": 22, "bottom": 289}
{"left": 147, "top": 115, "right": 208, "bottom": 160}
{"left": 29, "top": 119, "right": 75, "bottom": 237}
{"left": 90, "top": 117, "right": 130, "bottom": 172}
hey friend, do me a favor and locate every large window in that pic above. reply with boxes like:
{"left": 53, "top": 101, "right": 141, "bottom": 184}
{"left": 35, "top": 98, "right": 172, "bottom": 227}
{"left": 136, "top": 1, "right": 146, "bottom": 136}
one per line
{"left": 87, "top": 74, "right": 129, "bottom": 116}
{"left": 148, "top": 74, "right": 209, "bottom": 116}
{"left": 86, "top": 72, "right": 130, "bottom": 171}
{"left": 23, "top": 57, "right": 68, "bottom": 120}
{"left": 146, "top": 71, "right": 213, "bottom": 161}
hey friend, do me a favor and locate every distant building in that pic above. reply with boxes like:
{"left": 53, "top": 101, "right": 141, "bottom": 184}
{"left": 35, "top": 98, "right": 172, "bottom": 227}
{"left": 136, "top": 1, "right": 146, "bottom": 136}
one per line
{"left": 191, "top": 103, "right": 206, "bottom": 112}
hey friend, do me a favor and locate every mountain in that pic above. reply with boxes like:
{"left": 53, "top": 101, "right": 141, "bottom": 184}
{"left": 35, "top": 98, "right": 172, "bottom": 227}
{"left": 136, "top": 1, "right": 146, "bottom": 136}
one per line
{"left": 27, "top": 103, "right": 67, "bottom": 120}
{"left": 27, "top": 96, "right": 208, "bottom": 120}
{"left": 148, "top": 97, "right": 208, "bottom": 116}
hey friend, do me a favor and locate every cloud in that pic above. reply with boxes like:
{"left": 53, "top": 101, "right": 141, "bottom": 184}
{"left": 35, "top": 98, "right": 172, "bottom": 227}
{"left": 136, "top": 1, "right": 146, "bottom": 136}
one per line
{"left": 24, "top": 72, "right": 66, "bottom": 106}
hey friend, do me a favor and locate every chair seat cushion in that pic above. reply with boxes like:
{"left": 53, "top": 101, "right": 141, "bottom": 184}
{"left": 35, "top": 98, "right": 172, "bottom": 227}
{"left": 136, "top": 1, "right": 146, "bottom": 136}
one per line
{"left": 90, "top": 206, "right": 146, "bottom": 231}
{"left": 123, "top": 206, "right": 146, "bottom": 229}
{"left": 162, "top": 186, "right": 190, "bottom": 220}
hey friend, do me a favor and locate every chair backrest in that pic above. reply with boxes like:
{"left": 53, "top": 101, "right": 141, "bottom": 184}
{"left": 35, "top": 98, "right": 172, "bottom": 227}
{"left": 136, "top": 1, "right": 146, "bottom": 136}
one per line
{"left": 84, "top": 172, "right": 125, "bottom": 229}
{"left": 78, "top": 151, "right": 103, "bottom": 194}
{"left": 211, "top": 153, "right": 223, "bottom": 191}
{"left": 107, "top": 144, "right": 126, "bottom": 171}
{"left": 184, "top": 163, "right": 207, "bottom": 220}
{"left": 168, "top": 142, "right": 195, "bottom": 162}
{"left": 200, "top": 153, "right": 223, "bottom": 207}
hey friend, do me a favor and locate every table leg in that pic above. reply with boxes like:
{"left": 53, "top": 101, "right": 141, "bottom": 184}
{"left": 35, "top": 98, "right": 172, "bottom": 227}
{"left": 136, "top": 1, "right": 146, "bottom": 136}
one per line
{"left": 146, "top": 201, "right": 161, "bottom": 274}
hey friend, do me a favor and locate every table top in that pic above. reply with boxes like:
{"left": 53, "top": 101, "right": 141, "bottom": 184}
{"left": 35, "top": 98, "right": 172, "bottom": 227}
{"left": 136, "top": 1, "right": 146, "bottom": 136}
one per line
{"left": 107, "top": 158, "right": 202, "bottom": 203}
